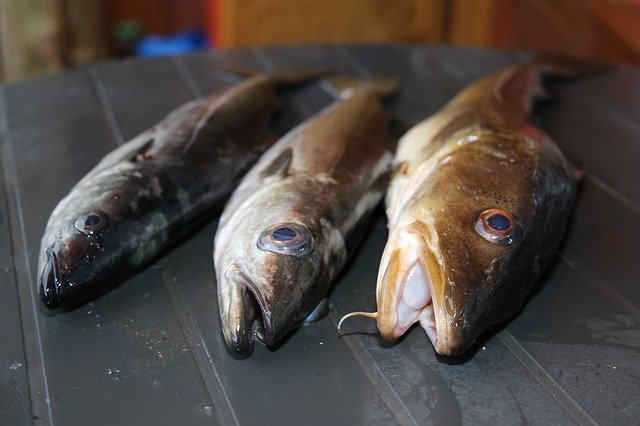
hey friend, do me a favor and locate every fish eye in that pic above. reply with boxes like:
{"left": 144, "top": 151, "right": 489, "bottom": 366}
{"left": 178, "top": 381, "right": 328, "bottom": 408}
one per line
{"left": 74, "top": 211, "right": 107, "bottom": 234}
{"left": 258, "top": 223, "right": 314, "bottom": 256}
{"left": 475, "top": 209, "right": 520, "bottom": 244}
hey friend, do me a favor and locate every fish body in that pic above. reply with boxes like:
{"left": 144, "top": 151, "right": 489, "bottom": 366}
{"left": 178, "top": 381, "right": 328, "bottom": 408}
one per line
{"left": 373, "top": 60, "right": 586, "bottom": 356}
{"left": 214, "top": 77, "right": 397, "bottom": 357}
{"left": 38, "top": 70, "right": 322, "bottom": 310}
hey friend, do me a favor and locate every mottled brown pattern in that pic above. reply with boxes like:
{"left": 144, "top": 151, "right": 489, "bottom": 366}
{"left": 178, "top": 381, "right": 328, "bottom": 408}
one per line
{"left": 376, "top": 61, "right": 578, "bottom": 356}
{"left": 214, "top": 81, "right": 396, "bottom": 357}
{"left": 36, "top": 70, "right": 318, "bottom": 310}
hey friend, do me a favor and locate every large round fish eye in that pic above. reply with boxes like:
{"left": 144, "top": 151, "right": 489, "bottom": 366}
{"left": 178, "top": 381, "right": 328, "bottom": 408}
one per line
{"left": 258, "top": 223, "right": 314, "bottom": 256}
{"left": 74, "top": 211, "right": 107, "bottom": 234}
{"left": 475, "top": 209, "right": 520, "bottom": 244}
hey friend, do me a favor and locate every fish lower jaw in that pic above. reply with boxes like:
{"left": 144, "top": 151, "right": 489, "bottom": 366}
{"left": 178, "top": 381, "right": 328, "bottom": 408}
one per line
{"left": 389, "top": 297, "right": 438, "bottom": 344}
{"left": 418, "top": 307, "right": 438, "bottom": 348}
{"left": 393, "top": 257, "right": 438, "bottom": 342}
{"left": 219, "top": 273, "right": 265, "bottom": 358}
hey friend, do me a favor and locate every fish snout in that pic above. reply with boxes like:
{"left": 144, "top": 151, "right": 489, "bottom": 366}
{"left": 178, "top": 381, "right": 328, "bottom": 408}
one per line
{"left": 219, "top": 272, "right": 263, "bottom": 359}
{"left": 431, "top": 295, "right": 492, "bottom": 357}
{"left": 224, "top": 318, "right": 257, "bottom": 359}
{"left": 432, "top": 329, "right": 477, "bottom": 357}
{"left": 39, "top": 249, "right": 61, "bottom": 310}
{"left": 37, "top": 235, "right": 97, "bottom": 310}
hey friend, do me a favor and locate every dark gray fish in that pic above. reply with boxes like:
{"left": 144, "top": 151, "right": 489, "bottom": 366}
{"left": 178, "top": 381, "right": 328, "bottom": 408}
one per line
{"left": 214, "top": 76, "right": 398, "bottom": 358}
{"left": 341, "top": 58, "right": 603, "bottom": 356}
{"left": 37, "top": 70, "right": 324, "bottom": 310}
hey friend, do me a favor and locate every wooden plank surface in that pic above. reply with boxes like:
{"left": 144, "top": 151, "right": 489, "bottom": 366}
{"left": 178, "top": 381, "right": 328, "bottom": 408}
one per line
{"left": 0, "top": 44, "right": 638, "bottom": 425}
{"left": 214, "top": 0, "right": 446, "bottom": 47}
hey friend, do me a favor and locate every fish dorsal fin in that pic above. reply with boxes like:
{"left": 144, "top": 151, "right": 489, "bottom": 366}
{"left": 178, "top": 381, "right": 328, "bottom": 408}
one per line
{"left": 491, "top": 56, "right": 611, "bottom": 118}
{"left": 213, "top": 65, "right": 335, "bottom": 87}
{"left": 260, "top": 146, "right": 293, "bottom": 180}
{"left": 321, "top": 75, "right": 399, "bottom": 100}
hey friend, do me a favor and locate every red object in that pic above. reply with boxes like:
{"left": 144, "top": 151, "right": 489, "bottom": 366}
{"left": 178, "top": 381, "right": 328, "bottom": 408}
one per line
{"left": 205, "top": 0, "right": 220, "bottom": 47}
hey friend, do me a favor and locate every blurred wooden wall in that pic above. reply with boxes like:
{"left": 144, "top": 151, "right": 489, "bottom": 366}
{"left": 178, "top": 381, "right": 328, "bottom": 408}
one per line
{"left": 2, "top": 0, "right": 639, "bottom": 82}
{"left": 0, "top": 0, "right": 109, "bottom": 82}
{"left": 210, "top": 0, "right": 640, "bottom": 62}
{"left": 211, "top": 0, "right": 447, "bottom": 46}
{"left": 107, "top": 0, "right": 204, "bottom": 35}
{"left": 447, "top": 0, "right": 640, "bottom": 63}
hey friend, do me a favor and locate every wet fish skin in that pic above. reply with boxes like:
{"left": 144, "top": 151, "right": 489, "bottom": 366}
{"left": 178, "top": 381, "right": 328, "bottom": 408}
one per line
{"left": 375, "top": 60, "right": 590, "bottom": 356}
{"left": 214, "top": 77, "right": 397, "bottom": 358}
{"left": 37, "top": 71, "right": 322, "bottom": 310}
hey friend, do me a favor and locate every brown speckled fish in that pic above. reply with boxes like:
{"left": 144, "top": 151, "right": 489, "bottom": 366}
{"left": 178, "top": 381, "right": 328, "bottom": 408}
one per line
{"left": 37, "top": 70, "right": 324, "bottom": 310}
{"left": 341, "top": 59, "right": 598, "bottom": 356}
{"left": 214, "top": 76, "right": 398, "bottom": 358}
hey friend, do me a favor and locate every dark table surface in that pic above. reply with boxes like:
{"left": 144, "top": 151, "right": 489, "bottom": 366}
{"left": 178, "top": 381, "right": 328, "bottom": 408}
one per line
{"left": 1, "top": 44, "right": 639, "bottom": 425}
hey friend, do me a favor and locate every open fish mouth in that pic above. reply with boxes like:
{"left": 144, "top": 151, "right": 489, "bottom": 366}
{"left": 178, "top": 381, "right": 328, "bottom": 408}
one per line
{"left": 391, "top": 255, "right": 438, "bottom": 345}
{"left": 339, "top": 230, "right": 440, "bottom": 348}
{"left": 219, "top": 269, "right": 279, "bottom": 358}
{"left": 377, "top": 248, "right": 439, "bottom": 346}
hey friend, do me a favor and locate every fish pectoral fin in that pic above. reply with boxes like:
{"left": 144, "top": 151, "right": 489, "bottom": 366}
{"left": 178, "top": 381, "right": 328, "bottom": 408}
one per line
{"left": 303, "top": 298, "right": 329, "bottom": 323}
{"left": 390, "top": 161, "right": 410, "bottom": 180}
{"left": 321, "top": 75, "right": 399, "bottom": 100}
{"left": 129, "top": 138, "right": 156, "bottom": 162}
{"left": 85, "top": 134, "right": 155, "bottom": 179}
{"left": 259, "top": 146, "right": 292, "bottom": 180}
{"left": 571, "top": 162, "right": 586, "bottom": 182}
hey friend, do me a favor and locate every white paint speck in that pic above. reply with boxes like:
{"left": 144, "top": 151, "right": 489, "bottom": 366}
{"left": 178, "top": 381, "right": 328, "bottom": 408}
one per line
{"left": 9, "top": 362, "right": 22, "bottom": 370}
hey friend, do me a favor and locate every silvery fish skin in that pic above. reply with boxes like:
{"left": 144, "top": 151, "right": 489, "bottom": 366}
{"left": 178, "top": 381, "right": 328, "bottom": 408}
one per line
{"left": 38, "top": 70, "right": 321, "bottom": 310}
{"left": 214, "top": 78, "right": 397, "bottom": 358}
{"left": 372, "top": 60, "right": 586, "bottom": 356}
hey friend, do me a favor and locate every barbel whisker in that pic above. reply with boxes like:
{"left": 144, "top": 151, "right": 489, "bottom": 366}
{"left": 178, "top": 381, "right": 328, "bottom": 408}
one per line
{"left": 337, "top": 311, "right": 378, "bottom": 330}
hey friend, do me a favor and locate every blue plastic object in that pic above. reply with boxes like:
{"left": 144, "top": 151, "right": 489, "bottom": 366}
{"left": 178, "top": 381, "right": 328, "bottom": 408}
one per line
{"left": 136, "top": 30, "right": 208, "bottom": 57}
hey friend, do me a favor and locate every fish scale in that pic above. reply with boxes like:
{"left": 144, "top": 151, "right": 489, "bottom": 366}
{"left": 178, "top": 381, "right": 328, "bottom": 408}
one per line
{"left": 37, "top": 70, "right": 324, "bottom": 310}
{"left": 213, "top": 76, "right": 398, "bottom": 358}
{"left": 342, "top": 59, "right": 602, "bottom": 357}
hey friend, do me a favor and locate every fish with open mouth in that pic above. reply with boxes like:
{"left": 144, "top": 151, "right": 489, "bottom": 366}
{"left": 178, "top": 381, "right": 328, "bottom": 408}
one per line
{"left": 214, "top": 76, "right": 398, "bottom": 358}
{"left": 340, "top": 59, "right": 600, "bottom": 356}
{"left": 37, "top": 69, "right": 326, "bottom": 310}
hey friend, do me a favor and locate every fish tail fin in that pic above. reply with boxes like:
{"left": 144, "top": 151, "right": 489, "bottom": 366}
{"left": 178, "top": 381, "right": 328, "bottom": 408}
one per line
{"left": 321, "top": 75, "right": 399, "bottom": 100}
{"left": 494, "top": 55, "right": 612, "bottom": 116}
{"left": 528, "top": 53, "right": 613, "bottom": 78}
{"left": 212, "top": 65, "right": 335, "bottom": 86}
{"left": 271, "top": 67, "right": 337, "bottom": 85}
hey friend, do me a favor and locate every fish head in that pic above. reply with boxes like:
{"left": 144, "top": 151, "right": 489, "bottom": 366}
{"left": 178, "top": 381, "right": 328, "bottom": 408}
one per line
{"left": 215, "top": 185, "right": 345, "bottom": 357}
{"left": 37, "top": 165, "right": 172, "bottom": 310}
{"left": 377, "top": 132, "right": 574, "bottom": 356}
